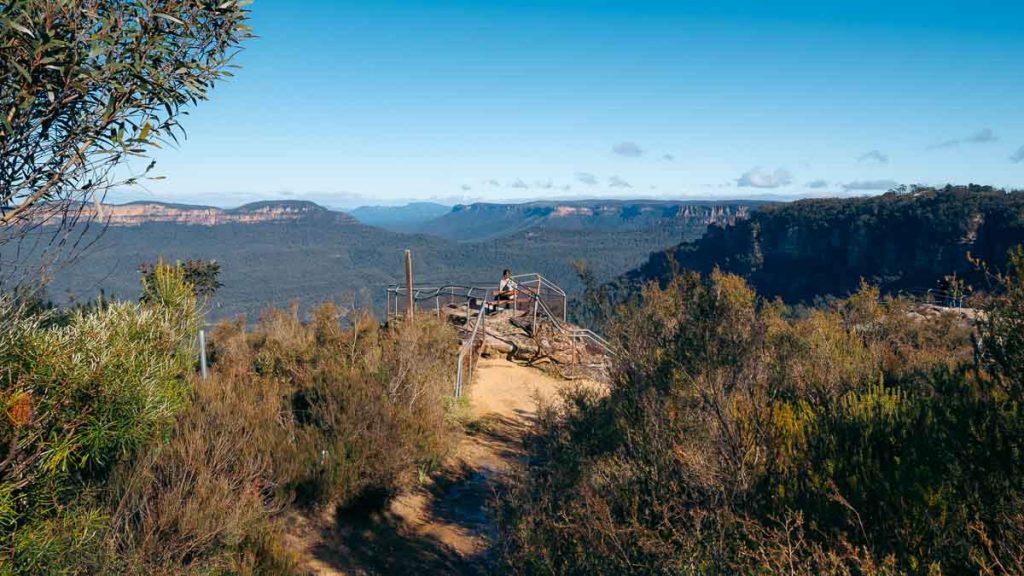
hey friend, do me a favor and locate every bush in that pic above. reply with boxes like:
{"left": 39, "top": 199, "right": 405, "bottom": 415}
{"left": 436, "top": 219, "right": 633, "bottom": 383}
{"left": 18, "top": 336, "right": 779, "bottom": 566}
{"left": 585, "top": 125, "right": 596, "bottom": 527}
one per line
{"left": 206, "top": 304, "right": 459, "bottom": 511}
{"left": 1, "top": 275, "right": 461, "bottom": 574}
{"left": 0, "top": 263, "right": 200, "bottom": 574}
{"left": 498, "top": 258, "right": 1024, "bottom": 574}
{"left": 105, "top": 370, "right": 297, "bottom": 574}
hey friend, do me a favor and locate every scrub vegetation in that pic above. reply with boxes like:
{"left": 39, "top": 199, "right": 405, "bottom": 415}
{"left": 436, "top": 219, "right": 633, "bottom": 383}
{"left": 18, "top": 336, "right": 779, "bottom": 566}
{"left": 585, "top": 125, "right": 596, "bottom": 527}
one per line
{"left": 0, "top": 263, "right": 459, "bottom": 574}
{"left": 497, "top": 248, "right": 1024, "bottom": 575}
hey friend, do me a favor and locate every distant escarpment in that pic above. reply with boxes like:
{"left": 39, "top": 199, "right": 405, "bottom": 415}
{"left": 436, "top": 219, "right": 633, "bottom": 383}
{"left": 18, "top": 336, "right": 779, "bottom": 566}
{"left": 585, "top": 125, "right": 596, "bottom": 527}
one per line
{"left": 349, "top": 202, "right": 451, "bottom": 232}
{"left": 417, "top": 199, "right": 759, "bottom": 242}
{"left": 624, "top": 185, "right": 1024, "bottom": 302}
{"left": 79, "top": 200, "right": 356, "bottom": 227}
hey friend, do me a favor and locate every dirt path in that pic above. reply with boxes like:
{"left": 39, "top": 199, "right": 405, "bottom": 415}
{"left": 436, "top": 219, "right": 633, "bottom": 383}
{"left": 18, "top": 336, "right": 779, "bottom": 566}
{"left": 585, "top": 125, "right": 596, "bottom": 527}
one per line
{"left": 286, "top": 358, "right": 578, "bottom": 575}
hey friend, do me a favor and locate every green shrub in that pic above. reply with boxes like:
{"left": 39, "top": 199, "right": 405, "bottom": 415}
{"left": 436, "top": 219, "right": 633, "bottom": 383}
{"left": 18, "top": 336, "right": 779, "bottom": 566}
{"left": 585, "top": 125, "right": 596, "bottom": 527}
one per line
{"left": 1, "top": 272, "right": 461, "bottom": 574}
{"left": 498, "top": 254, "right": 1024, "bottom": 575}
{"left": 0, "top": 263, "right": 200, "bottom": 573}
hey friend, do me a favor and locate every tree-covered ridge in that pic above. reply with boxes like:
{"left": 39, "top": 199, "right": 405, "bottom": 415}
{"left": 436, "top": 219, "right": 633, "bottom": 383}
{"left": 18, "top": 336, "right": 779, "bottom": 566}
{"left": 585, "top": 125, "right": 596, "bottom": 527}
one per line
{"left": 623, "top": 185, "right": 1024, "bottom": 303}
{"left": 31, "top": 206, "right": 726, "bottom": 320}
{"left": 416, "top": 199, "right": 758, "bottom": 241}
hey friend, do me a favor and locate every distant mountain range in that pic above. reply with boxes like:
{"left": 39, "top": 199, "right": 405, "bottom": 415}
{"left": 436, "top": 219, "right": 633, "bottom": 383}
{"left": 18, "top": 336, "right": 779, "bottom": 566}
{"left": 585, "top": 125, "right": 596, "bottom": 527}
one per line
{"left": 348, "top": 202, "right": 451, "bottom": 232}
{"left": 19, "top": 198, "right": 757, "bottom": 319}
{"left": 414, "top": 200, "right": 757, "bottom": 241}
{"left": 81, "top": 200, "right": 355, "bottom": 227}
{"left": 613, "top": 185, "right": 1024, "bottom": 304}
{"left": 23, "top": 188, "right": 1024, "bottom": 322}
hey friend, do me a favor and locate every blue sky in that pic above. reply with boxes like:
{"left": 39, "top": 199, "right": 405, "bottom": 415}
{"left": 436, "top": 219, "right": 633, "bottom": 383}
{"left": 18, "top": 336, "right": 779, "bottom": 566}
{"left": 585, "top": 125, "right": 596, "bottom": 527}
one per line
{"left": 123, "top": 0, "right": 1024, "bottom": 208}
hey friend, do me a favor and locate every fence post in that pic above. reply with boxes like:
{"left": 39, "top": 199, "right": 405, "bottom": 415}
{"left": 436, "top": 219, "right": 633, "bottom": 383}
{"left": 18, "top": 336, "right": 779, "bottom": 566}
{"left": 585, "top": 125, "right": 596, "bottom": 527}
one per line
{"left": 455, "top": 353, "right": 463, "bottom": 397}
{"left": 404, "top": 249, "right": 414, "bottom": 323}
{"left": 198, "top": 329, "right": 208, "bottom": 379}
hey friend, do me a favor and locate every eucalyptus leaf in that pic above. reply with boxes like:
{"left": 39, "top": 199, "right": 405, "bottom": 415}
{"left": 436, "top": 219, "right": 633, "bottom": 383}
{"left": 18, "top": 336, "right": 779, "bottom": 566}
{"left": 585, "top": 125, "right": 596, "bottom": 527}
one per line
{"left": 0, "top": 0, "right": 252, "bottom": 237}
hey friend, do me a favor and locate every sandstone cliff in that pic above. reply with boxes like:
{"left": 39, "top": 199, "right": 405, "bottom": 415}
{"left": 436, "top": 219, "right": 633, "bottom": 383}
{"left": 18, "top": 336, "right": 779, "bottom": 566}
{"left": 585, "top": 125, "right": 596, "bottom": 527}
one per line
{"left": 622, "top": 185, "right": 1024, "bottom": 303}
{"left": 79, "top": 200, "right": 356, "bottom": 227}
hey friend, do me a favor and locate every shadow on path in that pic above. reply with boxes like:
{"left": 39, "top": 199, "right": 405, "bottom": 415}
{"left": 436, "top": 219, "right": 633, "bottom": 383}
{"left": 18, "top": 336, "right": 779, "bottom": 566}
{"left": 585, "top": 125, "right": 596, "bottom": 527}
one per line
{"left": 305, "top": 413, "right": 530, "bottom": 575}
{"left": 309, "top": 508, "right": 486, "bottom": 576}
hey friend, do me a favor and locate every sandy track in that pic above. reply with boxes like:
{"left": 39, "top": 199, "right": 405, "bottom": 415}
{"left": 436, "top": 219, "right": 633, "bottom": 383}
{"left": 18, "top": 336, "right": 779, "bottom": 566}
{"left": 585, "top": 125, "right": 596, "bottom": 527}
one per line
{"left": 286, "top": 357, "right": 577, "bottom": 575}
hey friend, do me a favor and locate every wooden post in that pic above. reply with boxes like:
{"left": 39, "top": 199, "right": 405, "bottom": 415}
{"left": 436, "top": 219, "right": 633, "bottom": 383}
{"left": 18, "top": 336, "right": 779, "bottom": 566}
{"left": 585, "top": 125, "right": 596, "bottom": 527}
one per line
{"left": 404, "top": 249, "right": 414, "bottom": 323}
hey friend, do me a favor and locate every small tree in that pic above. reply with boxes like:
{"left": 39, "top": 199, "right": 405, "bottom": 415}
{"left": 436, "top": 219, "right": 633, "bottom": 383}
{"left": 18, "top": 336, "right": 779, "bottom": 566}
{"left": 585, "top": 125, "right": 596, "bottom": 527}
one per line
{"left": 0, "top": 0, "right": 251, "bottom": 236}
{"left": 140, "top": 258, "right": 222, "bottom": 300}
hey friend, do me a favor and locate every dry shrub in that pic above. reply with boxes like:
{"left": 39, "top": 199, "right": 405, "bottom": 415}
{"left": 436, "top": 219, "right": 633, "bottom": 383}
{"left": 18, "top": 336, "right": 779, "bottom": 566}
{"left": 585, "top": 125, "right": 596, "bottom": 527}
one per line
{"left": 498, "top": 266, "right": 1024, "bottom": 575}
{"left": 106, "top": 302, "right": 459, "bottom": 572}
{"left": 107, "top": 371, "right": 299, "bottom": 573}
{"left": 89, "top": 301, "right": 459, "bottom": 574}
{"left": 208, "top": 303, "right": 459, "bottom": 511}
{"left": 1, "top": 279, "right": 457, "bottom": 574}
{"left": 733, "top": 513, "right": 901, "bottom": 576}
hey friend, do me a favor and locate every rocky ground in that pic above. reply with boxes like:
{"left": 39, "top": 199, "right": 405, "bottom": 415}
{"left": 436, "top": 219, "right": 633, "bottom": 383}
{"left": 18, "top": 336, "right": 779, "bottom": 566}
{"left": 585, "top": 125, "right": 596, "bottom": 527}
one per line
{"left": 446, "top": 305, "right": 612, "bottom": 382}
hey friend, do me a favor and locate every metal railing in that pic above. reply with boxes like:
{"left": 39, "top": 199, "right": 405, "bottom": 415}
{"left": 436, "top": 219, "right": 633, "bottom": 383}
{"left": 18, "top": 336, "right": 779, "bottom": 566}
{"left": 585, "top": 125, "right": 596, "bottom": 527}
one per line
{"left": 516, "top": 282, "right": 617, "bottom": 361}
{"left": 892, "top": 288, "right": 971, "bottom": 309}
{"left": 569, "top": 328, "right": 615, "bottom": 357}
{"left": 385, "top": 283, "right": 495, "bottom": 320}
{"left": 454, "top": 303, "right": 487, "bottom": 397}
{"left": 385, "top": 282, "right": 495, "bottom": 397}
{"left": 511, "top": 273, "right": 567, "bottom": 322}
{"left": 385, "top": 273, "right": 614, "bottom": 394}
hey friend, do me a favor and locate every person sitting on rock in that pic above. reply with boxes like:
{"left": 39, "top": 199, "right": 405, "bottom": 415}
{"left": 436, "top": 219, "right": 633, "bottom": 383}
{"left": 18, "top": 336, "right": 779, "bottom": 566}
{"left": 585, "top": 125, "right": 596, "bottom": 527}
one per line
{"left": 497, "top": 269, "right": 518, "bottom": 310}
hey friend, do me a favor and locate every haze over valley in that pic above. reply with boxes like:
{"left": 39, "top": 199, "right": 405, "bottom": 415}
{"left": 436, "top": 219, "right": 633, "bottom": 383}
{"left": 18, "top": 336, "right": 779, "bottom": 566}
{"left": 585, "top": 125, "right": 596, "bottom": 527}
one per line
{"left": 34, "top": 198, "right": 754, "bottom": 319}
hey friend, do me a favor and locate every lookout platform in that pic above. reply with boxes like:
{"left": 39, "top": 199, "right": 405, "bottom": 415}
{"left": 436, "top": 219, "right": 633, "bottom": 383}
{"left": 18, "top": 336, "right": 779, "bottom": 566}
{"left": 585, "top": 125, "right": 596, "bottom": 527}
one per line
{"left": 385, "top": 273, "right": 613, "bottom": 394}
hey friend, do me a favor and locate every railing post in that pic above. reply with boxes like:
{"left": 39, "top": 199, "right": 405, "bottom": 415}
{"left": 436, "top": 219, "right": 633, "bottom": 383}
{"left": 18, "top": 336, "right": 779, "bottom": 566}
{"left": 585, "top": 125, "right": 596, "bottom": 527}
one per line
{"left": 533, "top": 297, "right": 539, "bottom": 334}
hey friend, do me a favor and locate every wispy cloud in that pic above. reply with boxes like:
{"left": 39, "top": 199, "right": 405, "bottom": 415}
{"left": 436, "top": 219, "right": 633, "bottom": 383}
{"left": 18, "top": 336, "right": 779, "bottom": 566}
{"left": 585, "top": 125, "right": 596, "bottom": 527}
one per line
{"left": 1011, "top": 145, "right": 1024, "bottom": 163}
{"left": 966, "top": 128, "right": 998, "bottom": 143}
{"left": 612, "top": 141, "right": 644, "bottom": 157}
{"left": 736, "top": 167, "right": 793, "bottom": 189}
{"left": 608, "top": 176, "right": 632, "bottom": 188}
{"left": 661, "top": 153, "right": 675, "bottom": 161}
{"left": 928, "top": 128, "right": 998, "bottom": 149}
{"left": 534, "top": 180, "right": 554, "bottom": 189}
{"left": 509, "top": 178, "right": 530, "bottom": 189}
{"left": 843, "top": 179, "right": 899, "bottom": 191}
{"left": 806, "top": 179, "right": 830, "bottom": 189}
{"left": 858, "top": 150, "right": 889, "bottom": 164}
{"left": 461, "top": 185, "right": 472, "bottom": 191}
{"left": 576, "top": 172, "right": 599, "bottom": 186}
{"left": 484, "top": 179, "right": 500, "bottom": 187}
